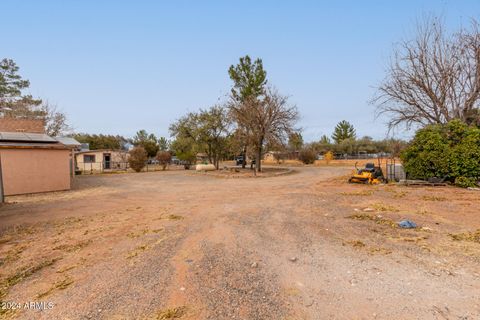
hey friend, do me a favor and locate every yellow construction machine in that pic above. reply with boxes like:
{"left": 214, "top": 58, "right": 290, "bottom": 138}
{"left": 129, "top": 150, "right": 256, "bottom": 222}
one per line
{"left": 348, "top": 160, "right": 385, "bottom": 184}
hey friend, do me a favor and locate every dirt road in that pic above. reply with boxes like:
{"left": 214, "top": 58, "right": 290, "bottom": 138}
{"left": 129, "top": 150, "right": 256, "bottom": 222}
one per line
{"left": 1, "top": 167, "right": 479, "bottom": 319}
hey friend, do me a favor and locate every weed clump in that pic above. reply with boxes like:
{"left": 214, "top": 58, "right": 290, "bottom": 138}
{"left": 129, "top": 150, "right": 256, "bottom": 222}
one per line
{"left": 37, "top": 276, "right": 74, "bottom": 298}
{"left": 449, "top": 230, "right": 480, "bottom": 243}
{"left": 340, "top": 190, "right": 373, "bottom": 196}
{"left": 155, "top": 306, "right": 187, "bottom": 319}
{"left": 347, "top": 214, "right": 397, "bottom": 228}
{"left": 166, "top": 214, "right": 183, "bottom": 220}
{"left": 346, "top": 240, "right": 366, "bottom": 248}
{"left": 0, "top": 258, "right": 60, "bottom": 300}
{"left": 422, "top": 195, "right": 446, "bottom": 201}
{"left": 371, "top": 203, "right": 399, "bottom": 212}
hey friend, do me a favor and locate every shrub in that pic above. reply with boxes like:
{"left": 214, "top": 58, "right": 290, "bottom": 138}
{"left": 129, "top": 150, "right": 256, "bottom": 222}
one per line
{"left": 128, "top": 146, "right": 148, "bottom": 172}
{"left": 273, "top": 152, "right": 286, "bottom": 164}
{"left": 177, "top": 151, "right": 196, "bottom": 169}
{"left": 156, "top": 151, "right": 172, "bottom": 170}
{"left": 401, "top": 120, "right": 480, "bottom": 182}
{"left": 299, "top": 148, "right": 317, "bottom": 164}
{"left": 454, "top": 177, "right": 478, "bottom": 188}
{"left": 324, "top": 151, "right": 334, "bottom": 164}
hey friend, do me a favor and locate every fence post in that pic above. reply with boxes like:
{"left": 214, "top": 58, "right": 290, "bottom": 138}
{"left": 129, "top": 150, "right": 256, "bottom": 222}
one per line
{"left": 0, "top": 155, "right": 4, "bottom": 203}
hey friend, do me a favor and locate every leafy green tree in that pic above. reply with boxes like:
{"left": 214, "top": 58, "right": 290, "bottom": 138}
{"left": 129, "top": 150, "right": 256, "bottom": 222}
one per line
{"left": 337, "top": 137, "right": 357, "bottom": 155}
{"left": 308, "top": 135, "right": 332, "bottom": 154}
{"left": 197, "top": 106, "right": 232, "bottom": 168}
{"left": 170, "top": 106, "right": 231, "bottom": 169}
{"left": 288, "top": 132, "right": 304, "bottom": 151}
{"left": 332, "top": 120, "right": 356, "bottom": 144}
{"left": 0, "top": 58, "right": 69, "bottom": 136}
{"left": 319, "top": 135, "right": 331, "bottom": 144}
{"left": 176, "top": 151, "right": 196, "bottom": 169}
{"left": 133, "top": 130, "right": 159, "bottom": 157}
{"left": 158, "top": 136, "right": 169, "bottom": 151}
{"left": 356, "top": 136, "right": 377, "bottom": 154}
{"left": 401, "top": 120, "right": 480, "bottom": 183}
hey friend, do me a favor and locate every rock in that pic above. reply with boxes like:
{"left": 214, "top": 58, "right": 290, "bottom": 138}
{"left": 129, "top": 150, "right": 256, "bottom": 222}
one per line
{"left": 289, "top": 257, "right": 298, "bottom": 262}
{"left": 363, "top": 208, "right": 375, "bottom": 212}
{"left": 251, "top": 262, "right": 258, "bottom": 268}
{"left": 196, "top": 164, "right": 216, "bottom": 171}
{"left": 398, "top": 220, "right": 417, "bottom": 228}
{"left": 180, "top": 287, "right": 186, "bottom": 291}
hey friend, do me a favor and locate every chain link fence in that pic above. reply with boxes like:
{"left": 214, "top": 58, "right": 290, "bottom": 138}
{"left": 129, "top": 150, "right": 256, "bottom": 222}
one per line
{"left": 76, "top": 161, "right": 177, "bottom": 175}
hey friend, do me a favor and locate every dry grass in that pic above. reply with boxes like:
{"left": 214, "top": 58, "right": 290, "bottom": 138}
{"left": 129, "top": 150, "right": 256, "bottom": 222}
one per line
{"left": 154, "top": 306, "right": 187, "bottom": 319}
{"left": 165, "top": 214, "right": 183, "bottom": 220}
{"left": 56, "top": 264, "right": 78, "bottom": 274}
{"left": 127, "top": 228, "right": 150, "bottom": 238}
{"left": 0, "top": 245, "right": 27, "bottom": 267}
{"left": 53, "top": 240, "right": 92, "bottom": 253}
{"left": 368, "top": 247, "right": 393, "bottom": 255}
{"left": 340, "top": 190, "right": 374, "bottom": 196}
{"left": 343, "top": 240, "right": 392, "bottom": 255}
{"left": 449, "top": 230, "right": 480, "bottom": 243}
{"left": 0, "top": 258, "right": 60, "bottom": 300}
{"left": 402, "top": 236, "right": 429, "bottom": 242}
{"left": 0, "top": 235, "right": 13, "bottom": 245}
{"left": 36, "top": 276, "right": 74, "bottom": 298}
{"left": 345, "top": 240, "right": 366, "bottom": 248}
{"left": 422, "top": 195, "right": 447, "bottom": 201}
{"left": 347, "top": 214, "right": 398, "bottom": 228}
{"left": 371, "top": 203, "right": 399, "bottom": 212}
{"left": 126, "top": 244, "right": 150, "bottom": 259}
{"left": 392, "top": 191, "right": 408, "bottom": 199}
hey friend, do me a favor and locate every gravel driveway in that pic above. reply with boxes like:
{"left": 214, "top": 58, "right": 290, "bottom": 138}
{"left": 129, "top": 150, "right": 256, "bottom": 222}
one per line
{"left": 1, "top": 167, "right": 479, "bottom": 319}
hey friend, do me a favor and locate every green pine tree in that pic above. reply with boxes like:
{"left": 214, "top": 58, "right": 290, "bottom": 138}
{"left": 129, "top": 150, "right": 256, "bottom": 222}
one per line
{"left": 332, "top": 120, "right": 356, "bottom": 144}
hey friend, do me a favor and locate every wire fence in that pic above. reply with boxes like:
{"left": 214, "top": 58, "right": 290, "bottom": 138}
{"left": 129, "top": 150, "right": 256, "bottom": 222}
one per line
{"left": 75, "top": 161, "right": 180, "bottom": 175}
{"left": 332, "top": 153, "right": 392, "bottom": 160}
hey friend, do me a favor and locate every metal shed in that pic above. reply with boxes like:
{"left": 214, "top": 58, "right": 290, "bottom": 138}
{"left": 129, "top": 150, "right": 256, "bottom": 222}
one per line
{"left": 0, "top": 132, "right": 72, "bottom": 197}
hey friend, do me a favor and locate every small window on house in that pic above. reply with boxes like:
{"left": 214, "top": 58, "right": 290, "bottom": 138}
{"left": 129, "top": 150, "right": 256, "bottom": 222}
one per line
{"left": 84, "top": 155, "right": 96, "bottom": 163}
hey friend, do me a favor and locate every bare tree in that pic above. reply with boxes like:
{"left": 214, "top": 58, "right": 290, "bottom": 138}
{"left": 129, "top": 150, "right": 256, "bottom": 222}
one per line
{"left": 229, "top": 88, "right": 299, "bottom": 172}
{"left": 1, "top": 59, "right": 71, "bottom": 136}
{"left": 42, "top": 102, "right": 71, "bottom": 136}
{"left": 373, "top": 17, "right": 480, "bottom": 130}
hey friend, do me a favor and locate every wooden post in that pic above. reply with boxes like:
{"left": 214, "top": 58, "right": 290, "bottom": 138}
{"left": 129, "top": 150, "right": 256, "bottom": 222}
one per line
{"left": 0, "top": 154, "right": 4, "bottom": 203}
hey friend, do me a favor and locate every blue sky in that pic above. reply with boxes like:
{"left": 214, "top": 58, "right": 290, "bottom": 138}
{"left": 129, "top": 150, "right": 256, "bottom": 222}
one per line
{"left": 2, "top": 1, "right": 479, "bottom": 141}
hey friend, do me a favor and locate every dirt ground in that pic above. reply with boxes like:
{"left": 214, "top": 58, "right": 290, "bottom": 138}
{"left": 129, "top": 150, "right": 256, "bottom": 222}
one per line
{"left": 1, "top": 166, "right": 480, "bottom": 319}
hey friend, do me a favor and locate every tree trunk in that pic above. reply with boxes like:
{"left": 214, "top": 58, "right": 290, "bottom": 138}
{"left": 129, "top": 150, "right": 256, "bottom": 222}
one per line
{"left": 242, "top": 145, "right": 247, "bottom": 169}
{"left": 256, "top": 146, "right": 262, "bottom": 172}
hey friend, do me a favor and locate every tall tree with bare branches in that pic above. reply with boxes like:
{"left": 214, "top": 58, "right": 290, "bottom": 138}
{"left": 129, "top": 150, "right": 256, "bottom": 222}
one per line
{"left": 372, "top": 17, "right": 480, "bottom": 130}
{"left": 228, "top": 55, "right": 268, "bottom": 167}
{"left": 229, "top": 88, "right": 298, "bottom": 172}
